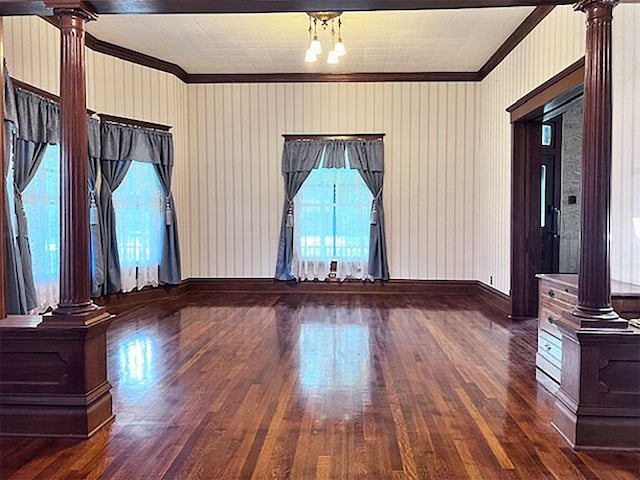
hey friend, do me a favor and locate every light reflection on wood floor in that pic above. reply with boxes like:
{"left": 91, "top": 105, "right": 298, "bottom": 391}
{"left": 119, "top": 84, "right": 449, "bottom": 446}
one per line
{"left": 1, "top": 293, "right": 638, "bottom": 479}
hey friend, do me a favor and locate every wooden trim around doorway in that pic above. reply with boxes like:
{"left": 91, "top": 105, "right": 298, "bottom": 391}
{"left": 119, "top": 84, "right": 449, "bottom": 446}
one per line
{"left": 509, "top": 58, "right": 584, "bottom": 319}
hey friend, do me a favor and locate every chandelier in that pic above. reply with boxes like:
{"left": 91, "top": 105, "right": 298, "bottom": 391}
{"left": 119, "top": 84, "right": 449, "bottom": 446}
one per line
{"left": 304, "top": 12, "right": 346, "bottom": 64}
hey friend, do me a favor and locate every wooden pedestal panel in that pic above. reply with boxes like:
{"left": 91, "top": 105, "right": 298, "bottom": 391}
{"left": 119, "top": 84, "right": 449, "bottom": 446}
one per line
{"left": 0, "top": 310, "right": 114, "bottom": 438}
{"left": 553, "top": 327, "right": 640, "bottom": 450}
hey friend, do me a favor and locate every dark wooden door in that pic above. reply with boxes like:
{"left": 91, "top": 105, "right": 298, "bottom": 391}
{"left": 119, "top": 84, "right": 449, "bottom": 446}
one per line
{"left": 539, "top": 119, "right": 562, "bottom": 273}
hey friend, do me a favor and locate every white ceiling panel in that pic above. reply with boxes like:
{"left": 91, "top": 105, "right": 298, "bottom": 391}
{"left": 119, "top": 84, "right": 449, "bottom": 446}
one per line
{"left": 86, "top": 8, "right": 536, "bottom": 74}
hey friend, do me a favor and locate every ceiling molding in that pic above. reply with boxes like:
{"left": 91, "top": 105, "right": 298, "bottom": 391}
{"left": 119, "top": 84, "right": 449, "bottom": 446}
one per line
{"left": 2, "top": 1, "right": 573, "bottom": 16}
{"left": 185, "top": 72, "right": 481, "bottom": 84}
{"left": 38, "top": 5, "right": 555, "bottom": 84}
{"left": 477, "top": 5, "right": 554, "bottom": 79}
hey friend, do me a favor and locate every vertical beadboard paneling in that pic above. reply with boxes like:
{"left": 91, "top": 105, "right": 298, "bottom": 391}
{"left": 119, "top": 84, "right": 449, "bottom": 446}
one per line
{"left": 611, "top": 4, "right": 640, "bottom": 285}
{"left": 4, "top": 16, "right": 60, "bottom": 94}
{"left": 478, "top": 6, "right": 586, "bottom": 294}
{"left": 184, "top": 82, "right": 480, "bottom": 279}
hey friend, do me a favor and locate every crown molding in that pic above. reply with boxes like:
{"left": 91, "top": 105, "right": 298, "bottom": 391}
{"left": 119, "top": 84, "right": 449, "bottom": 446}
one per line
{"left": 39, "top": 5, "right": 554, "bottom": 84}
{"left": 185, "top": 72, "right": 481, "bottom": 84}
{"left": 478, "top": 5, "right": 554, "bottom": 79}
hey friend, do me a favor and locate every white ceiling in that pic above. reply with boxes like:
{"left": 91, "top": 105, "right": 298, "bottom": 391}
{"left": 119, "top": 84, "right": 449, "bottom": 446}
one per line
{"left": 86, "top": 8, "right": 536, "bottom": 74}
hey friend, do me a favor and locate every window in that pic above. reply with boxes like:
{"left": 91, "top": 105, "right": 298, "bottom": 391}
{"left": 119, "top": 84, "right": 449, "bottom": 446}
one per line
{"left": 22, "top": 144, "right": 60, "bottom": 312}
{"left": 113, "top": 161, "right": 164, "bottom": 292}
{"left": 292, "top": 152, "right": 372, "bottom": 281}
{"left": 542, "top": 124, "right": 553, "bottom": 146}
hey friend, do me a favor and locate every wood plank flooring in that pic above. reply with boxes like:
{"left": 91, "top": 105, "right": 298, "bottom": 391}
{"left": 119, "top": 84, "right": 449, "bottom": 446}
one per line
{"left": 1, "top": 293, "right": 638, "bottom": 479}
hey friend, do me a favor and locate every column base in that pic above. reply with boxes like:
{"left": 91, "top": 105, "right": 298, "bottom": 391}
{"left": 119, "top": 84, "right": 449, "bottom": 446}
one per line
{"left": 0, "top": 307, "right": 115, "bottom": 438}
{"left": 552, "top": 320, "right": 640, "bottom": 450}
{"left": 565, "top": 308, "right": 629, "bottom": 329}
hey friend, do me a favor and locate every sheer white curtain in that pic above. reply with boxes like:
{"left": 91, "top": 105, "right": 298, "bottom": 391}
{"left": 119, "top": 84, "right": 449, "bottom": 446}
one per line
{"left": 292, "top": 153, "right": 372, "bottom": 281}
{"left": 22, "top": 144, "right": 60, "bottom": 312}
{"left": 112, "top": 161, "right": 164, "bottom": 292}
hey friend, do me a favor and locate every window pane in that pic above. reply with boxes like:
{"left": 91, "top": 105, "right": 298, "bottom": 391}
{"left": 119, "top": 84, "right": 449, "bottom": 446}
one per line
{"left": 542, "top": 124, "right": 552, "bottom": 146}
{"left": 113, "top": 161, "right": 164, "bottom": 292}
{"left": 294, "top": 164, "right": 372, "bottom": 263}
{"left": 541, "top": 164, "right": 547, "bottom": 228}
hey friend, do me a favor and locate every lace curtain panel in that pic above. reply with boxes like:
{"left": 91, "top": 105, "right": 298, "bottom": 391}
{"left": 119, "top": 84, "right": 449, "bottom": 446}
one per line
{"left": 113, "top": 161, "right": 164, "bottom": 292}
{"left": 21, "top": 144, "right": 60, "bottom": 312}
{"left": 292, "top": 162, "right": 372, "bottom": 281}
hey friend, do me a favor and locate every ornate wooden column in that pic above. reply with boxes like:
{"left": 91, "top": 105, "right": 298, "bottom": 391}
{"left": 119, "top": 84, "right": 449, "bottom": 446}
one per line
{"left": 552, "top": 0, "right": 639, "bottom": 450}
{"left": 571, "top": 0, "right": 625, "bottom": 327}
{"left": 52, "top": 7, "right": 96, "bottom": 316}
{"left": 0, "top": 3, "right": 114, "bottom": 438}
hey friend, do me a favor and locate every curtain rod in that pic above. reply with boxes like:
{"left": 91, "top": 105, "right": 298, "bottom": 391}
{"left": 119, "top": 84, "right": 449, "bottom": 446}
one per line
{"left": 98, "top": 114, "right": 171, "bottom": 132}
{"left": 282, "top": 133, "right": 385, "bottom": 141}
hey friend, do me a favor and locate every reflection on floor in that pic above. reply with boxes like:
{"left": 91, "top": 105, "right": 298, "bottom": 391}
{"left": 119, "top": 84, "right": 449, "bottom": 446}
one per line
{"left": 1, "top": 293, "right": 638, "bottom": 479}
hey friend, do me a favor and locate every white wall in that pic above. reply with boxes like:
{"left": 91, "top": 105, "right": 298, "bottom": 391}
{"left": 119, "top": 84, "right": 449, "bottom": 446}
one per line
{"left": 4, "top": 7, "right": 639, "bottom": 287}
{"left": 611, "top": 4, "right": 640, "bottom": 286}
{"left": 477, "top": 6, "right": 586, "bottom": 293}
{"left": 183, "top": 82, "right": 480, "bottom": 279}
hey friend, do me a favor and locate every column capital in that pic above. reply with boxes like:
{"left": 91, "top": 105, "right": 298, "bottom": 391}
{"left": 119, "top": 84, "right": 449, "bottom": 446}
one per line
{"left": 44, "top": 1, "right": 97, "bottom": 21}
{"left": 574, "top": 0, "right": 619, "bottom": 14}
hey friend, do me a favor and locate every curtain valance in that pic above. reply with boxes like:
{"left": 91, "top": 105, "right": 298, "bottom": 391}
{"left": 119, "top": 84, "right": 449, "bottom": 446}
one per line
{"left": 101, "top": 122, "right": 174, "bottom": 165}
{"left": 281, "top": 140, "right": 326, "bottom": 173}
{"left": 87, "top": 116, "right": 101, "bottom": 159}
{"left": 4, "top": 63, "right": 17, "bottom": 125}
{"left": 14, "top": 88, "right": 59, "bottom": 144}
{"left": 346, "top": 139, "right": 384, "bottom": 172}
{"left": 282, "top": 138, "right": 384, "bottom": 172}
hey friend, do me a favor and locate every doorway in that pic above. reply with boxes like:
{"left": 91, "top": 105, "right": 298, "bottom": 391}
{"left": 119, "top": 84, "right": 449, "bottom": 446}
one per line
{"left": 508, "top": 58, "right": 585, "bottom": 319}
{"left": 540, "top": 117, "right": 562, "bottom": 274}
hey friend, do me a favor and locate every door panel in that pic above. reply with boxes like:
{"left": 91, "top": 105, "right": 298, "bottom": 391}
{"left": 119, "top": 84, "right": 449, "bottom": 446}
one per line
{"left": 540, "top": 119, "right": 562, "bottom": 274}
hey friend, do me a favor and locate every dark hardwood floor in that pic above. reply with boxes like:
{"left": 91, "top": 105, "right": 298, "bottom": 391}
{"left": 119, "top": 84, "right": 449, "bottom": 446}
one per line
{"left": 1, "top": 293, "right": 638, "bottom": 479}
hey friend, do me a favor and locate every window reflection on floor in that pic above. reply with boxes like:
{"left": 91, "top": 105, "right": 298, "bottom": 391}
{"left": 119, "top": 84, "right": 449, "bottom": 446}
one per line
{"left": 298, "top": 323, "right": 371, "bottom": 397}
{"left": 117, "top": 335, "right": 156, "bottom": 386}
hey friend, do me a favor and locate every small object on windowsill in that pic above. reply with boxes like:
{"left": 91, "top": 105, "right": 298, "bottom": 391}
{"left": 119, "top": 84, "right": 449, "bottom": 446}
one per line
{"left": 629, "top": 318, "right": 640, "bottom": 329}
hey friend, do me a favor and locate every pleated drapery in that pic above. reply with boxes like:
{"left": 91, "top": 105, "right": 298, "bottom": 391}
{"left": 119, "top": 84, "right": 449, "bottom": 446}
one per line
{"left": 347, "top": 140, "right": 389, "bottom": 280}
{"left": 12, "top": 88, "right": 60, "bottom": 311}
{"left": 87, "top": 117, "right": 105, "bottom": 297}
{"left": 274, "top": 141, "right": 326, "bottom": 280}
{"left": 154, "top": 162, "right": 181, "bottom": 285}
{"left": 2, "top": 64, "right": 27, "bottom": 314}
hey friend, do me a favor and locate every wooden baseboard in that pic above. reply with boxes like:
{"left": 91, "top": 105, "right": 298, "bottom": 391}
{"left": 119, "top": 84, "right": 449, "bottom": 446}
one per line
{"left": 94, "top": 283, "right": 189, "bottom": 315}
{"left": 476, "top": 281, "right": 511, "bottom": 316}
{"left": 92, "top": 278, "right": 513, "bottom": 316}
{"left": 186, "top": 278, "right": 478, "bottom": 295}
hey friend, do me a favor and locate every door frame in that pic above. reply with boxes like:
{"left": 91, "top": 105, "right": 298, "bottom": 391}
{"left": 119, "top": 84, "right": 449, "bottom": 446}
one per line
{"left": 508, "top": 57, "right": 584, "bottom": 319}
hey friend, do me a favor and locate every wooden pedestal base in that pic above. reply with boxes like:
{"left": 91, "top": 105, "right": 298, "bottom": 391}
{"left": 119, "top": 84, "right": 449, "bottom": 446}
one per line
{"left": 552, "top": 317, "right": 640, "bottom": 450}
{"left": 0, "top": 308, "right": 115, "bottom": 438}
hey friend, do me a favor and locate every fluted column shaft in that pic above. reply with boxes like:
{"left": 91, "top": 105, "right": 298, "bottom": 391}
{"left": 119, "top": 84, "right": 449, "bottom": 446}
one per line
{"left": 54, "top": 9, "right": 96, "bottom": 314}
{"left": 574, "top": 0, "right": 619, "bottom": 320}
